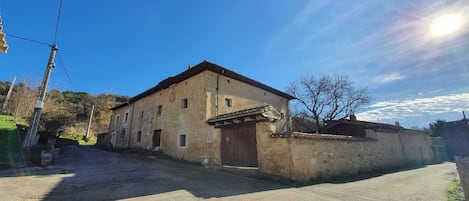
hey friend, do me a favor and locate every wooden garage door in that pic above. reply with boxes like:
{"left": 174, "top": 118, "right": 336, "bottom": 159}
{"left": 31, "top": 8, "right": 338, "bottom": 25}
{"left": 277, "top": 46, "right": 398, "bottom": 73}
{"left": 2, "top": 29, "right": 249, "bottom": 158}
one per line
{"left": 221, "top": 124, "right": 258, "bottom": 167}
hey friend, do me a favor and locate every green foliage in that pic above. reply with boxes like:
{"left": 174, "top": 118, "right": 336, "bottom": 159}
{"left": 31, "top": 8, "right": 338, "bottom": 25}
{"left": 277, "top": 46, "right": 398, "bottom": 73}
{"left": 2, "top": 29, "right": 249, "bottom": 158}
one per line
{"left": 0, "top": 115, "right": 22, "bottom": 169}
{"left": 59, "top": 134, "right": 96, "bottom": 146}
{"left": 447, "top": 178, "right": 465, "bottom": 201}
{"left": 0, "top": 115, "right": 16, "bottom": 130}
{"left": 0, "top": 80, "right": 130, "bottom": 139}
{"left": 429, "top": 120, "right": 448, "bottom": 137}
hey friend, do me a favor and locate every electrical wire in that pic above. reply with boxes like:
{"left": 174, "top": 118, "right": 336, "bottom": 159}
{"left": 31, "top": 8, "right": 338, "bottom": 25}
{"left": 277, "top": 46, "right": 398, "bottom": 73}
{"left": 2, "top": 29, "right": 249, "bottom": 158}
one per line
{"left": 5, "top": 33, "right": 51, "bottom": 47}
{"left": 53, "top": 0, "right": 63, "bottom": 44}
{"left": 56, "top": 52, "right": 77, "bottom": 91}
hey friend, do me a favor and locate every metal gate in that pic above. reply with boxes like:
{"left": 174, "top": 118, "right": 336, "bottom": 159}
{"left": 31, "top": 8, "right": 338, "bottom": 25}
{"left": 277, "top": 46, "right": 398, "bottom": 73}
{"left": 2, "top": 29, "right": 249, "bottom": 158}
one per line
{"left": 221, "top": 124, "right": 258, "bottom": 167}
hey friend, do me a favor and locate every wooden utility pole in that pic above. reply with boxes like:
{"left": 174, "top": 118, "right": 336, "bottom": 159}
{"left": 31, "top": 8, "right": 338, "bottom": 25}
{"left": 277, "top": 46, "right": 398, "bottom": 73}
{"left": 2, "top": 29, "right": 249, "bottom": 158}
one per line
{"left": 23, "top": 44, "right": 57, "bottom": 148}
{"left": 85, "top": 105, "right": 94, "bottom": 141}
{"left": 2, "top": 76, "right": 16, "bottom": 114}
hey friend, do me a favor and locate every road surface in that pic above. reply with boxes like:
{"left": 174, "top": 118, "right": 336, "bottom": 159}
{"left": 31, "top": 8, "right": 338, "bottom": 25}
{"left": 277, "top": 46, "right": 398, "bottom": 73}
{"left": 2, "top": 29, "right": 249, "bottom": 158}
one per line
{"left": 0, "top": 146, "right": 457, "bottom": 201}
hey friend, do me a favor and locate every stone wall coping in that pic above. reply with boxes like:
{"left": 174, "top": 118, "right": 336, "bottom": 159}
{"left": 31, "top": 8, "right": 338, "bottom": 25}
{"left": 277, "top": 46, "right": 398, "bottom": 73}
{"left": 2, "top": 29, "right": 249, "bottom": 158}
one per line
{"left": 271, "top": 132, "right": 376, "bottom": 141}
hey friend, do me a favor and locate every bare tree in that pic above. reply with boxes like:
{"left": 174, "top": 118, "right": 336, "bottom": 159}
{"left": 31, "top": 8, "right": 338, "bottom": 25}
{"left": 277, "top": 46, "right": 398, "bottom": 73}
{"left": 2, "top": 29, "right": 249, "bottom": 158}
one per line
{"left": 287, "top": 74, "right": 371, "bottom": 131}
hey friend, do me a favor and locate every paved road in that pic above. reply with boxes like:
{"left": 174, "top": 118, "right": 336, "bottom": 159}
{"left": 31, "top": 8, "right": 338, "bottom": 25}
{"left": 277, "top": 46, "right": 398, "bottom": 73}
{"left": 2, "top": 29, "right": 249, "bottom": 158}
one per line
{"left": 0, "top": 146, "right": 457, "bottom": 201}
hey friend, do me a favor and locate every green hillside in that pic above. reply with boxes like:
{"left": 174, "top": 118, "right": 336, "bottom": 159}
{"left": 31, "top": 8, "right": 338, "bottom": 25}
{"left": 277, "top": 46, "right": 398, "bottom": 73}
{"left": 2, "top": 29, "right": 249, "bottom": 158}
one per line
{"left": 0, "top": 115, "right": 23, "bottom": 169}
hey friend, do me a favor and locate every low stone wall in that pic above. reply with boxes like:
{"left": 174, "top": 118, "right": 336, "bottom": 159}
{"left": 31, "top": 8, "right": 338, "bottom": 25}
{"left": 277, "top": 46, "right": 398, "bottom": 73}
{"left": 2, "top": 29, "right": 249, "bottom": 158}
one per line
{"left": 96, "top": 133, "right": 110, "bottom": 147}
{"left": 257, "top": 124, "right": 434, "bottom": 181}
{"left": 455, "top": 156, "right": 469, "bottom": 199}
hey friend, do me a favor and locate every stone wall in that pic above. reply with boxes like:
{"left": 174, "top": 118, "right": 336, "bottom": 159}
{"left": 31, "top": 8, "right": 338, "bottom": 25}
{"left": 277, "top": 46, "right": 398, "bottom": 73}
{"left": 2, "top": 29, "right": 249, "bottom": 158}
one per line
{"left": 455, "top": 156, "right": 469, "bottom": 199}
{"left": 445, "top": 120, "right": 469, "bottom": 199}
{"left": 257, "top": 127, "right": 434, "bottom": 181}
{"left": 96, "top": 133, "right": 110, "bottom": 147}
{"left": 109, "top": 70, "right": 291, "bottom": 166}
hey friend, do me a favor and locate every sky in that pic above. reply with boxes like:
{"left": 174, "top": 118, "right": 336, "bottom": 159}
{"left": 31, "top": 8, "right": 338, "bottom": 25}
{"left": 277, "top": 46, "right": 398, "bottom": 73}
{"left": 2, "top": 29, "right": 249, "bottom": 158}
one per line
{"left": 0, "top": 0, "right": 468, "bottom": 128}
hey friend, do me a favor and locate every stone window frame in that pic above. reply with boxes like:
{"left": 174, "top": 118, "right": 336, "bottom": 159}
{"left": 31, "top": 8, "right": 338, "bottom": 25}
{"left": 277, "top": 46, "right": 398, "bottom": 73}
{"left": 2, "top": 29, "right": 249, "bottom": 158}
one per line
{"left": 179, "top": 134, "right": 187, "bottom": 147}
{"left": 115, "top": 114, "right": 120, "bottom": 125}
{"left": 137, "top": 131, "right": 142, "bottom": 142}
{"left": 224, "top": 98, "right": 232, "bottom": 107}
{"left": 121, "top": 128, "right": 126, "bottom": 139}
{"left": 125, "top": 112, "right": 129, "bottom": 122}
{"left": 182, "top": 98, "right": 188, "bottom": 109}
{"left": 157, "top": 105, "right": 163, "bottom": 116}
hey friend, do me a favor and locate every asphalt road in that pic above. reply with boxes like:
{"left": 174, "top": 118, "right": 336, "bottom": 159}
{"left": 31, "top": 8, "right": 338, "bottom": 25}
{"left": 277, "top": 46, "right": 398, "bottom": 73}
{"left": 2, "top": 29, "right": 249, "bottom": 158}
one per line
{"left": 0, "top": 146, "right": 457, "bottom": 201}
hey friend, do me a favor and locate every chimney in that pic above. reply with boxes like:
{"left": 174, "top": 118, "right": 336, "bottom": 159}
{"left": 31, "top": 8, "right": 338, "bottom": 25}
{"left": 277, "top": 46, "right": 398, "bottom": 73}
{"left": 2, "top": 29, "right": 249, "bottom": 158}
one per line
{"left": 188, "top": 65, "right": 192, "bottom": 70}
{"left": 350, "top": 114, "right": 357, "bottom": 121}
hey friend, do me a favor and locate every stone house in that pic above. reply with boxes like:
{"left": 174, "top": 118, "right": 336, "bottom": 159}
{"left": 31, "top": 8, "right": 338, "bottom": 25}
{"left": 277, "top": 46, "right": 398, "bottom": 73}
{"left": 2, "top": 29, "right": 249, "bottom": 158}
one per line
{"left": 107, "top": 61, "right": 295, "bottom": 166}
{"left": 104, "top": 60, "right": 435, "bottom": 181}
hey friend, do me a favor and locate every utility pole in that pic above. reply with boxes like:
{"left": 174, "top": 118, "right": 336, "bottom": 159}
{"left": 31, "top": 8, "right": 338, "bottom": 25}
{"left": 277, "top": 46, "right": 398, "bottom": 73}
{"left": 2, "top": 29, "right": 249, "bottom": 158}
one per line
{"left": 2, "top": 76, "right": 16, "bottom": 114}
{"left": 23, "top": 44, "right": 57, "bottom": 149}
{"left": 85, "top": 105, "right": 95, "bottom": 141}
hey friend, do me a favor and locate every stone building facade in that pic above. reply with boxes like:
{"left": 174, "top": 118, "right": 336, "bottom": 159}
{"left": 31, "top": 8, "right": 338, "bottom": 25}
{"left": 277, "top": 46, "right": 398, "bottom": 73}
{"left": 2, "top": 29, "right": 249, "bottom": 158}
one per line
{"left": 107, "top": 61, "right": 294, "bottom": 165}
{"left": 104, "top": 60, "right": 434, "bottom": 181}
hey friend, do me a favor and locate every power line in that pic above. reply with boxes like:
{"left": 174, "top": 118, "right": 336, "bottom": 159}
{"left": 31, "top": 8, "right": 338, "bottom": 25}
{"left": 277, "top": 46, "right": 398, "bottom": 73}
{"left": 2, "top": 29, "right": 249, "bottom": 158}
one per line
{"left": 53, "top": 0, "right": 63, "bottom": 43}
{"left": 56, "top": 52, "right": 77, "bottom": 91}
{"left": 5, "top": 33, "right": 51, "bottom": 47}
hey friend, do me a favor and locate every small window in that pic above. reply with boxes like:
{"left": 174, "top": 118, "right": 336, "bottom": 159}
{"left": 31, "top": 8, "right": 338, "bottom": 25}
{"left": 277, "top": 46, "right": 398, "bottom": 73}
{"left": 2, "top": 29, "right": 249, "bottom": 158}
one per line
{"left": 157, "top": 105, "right": 162, "bottom": 115}
{"left": 115, "top": 115, "right": 120, "bottom": 125}
{"left": 140, "top": 111, "right": 144, "bottom": 118}
{"left": 182, "top": 98, "right": 188, "bottom": 108}
{"left": 137, "top": 131, "right": 142, "bottom": 142}
{"left": 224, "top": 98, "right": 232, "bottom": 107}
{"left": 125, "top": 112, "right": 129, "bottom": 122}
{"left": 121, "top": 128, "right": 126, "bottom": 138}
{"left": 179, "top": 134, "right": 186, "bottom": 147}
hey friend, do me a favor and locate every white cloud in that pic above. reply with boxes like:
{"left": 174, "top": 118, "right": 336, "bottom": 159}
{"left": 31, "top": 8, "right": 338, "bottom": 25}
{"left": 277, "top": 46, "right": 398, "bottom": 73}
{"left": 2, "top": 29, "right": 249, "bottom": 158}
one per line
{"left": 357, "top": 93, "right": 469, "bottom": 127}
{"left": 373, "top": 72, "right": 406, "bottom": 84}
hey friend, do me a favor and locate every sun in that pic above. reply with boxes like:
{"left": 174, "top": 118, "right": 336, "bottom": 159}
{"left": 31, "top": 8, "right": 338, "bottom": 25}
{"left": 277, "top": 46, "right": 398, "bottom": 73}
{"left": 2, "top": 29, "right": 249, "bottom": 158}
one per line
{"left": 430, "top": 14, "right": 463, "bottom": 37}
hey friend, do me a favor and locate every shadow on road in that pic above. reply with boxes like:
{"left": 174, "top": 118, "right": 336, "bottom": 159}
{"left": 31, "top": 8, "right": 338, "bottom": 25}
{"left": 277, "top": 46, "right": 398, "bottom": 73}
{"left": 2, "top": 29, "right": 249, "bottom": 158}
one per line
{"left": 41, "top": 146, "right": 289, "bottom": 200}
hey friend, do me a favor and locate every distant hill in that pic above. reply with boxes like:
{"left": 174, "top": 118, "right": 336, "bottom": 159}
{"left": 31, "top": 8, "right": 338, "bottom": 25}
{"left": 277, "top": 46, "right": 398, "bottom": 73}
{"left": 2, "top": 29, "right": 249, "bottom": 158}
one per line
{"left": 0, "top": 80, "right": 130, "bottom": 137}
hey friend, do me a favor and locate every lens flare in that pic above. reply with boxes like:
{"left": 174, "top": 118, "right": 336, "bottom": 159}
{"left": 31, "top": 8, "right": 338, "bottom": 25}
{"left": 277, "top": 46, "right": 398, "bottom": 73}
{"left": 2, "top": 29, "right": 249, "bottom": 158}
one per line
{"left": 430, "top": 14, "right": 463, "bottom": 37}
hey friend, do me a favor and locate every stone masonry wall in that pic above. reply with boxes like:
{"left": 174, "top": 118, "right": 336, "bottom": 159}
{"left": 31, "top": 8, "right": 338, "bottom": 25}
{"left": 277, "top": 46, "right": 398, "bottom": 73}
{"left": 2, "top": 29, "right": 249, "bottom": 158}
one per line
{"left": 258, "top": 129, "right": 434, "bottom": 181}
{"left": 111, "top": 70, "right": 291, "bottom": 166}
{"left": 455, "top": 156, "right": 469, "bottom": 199}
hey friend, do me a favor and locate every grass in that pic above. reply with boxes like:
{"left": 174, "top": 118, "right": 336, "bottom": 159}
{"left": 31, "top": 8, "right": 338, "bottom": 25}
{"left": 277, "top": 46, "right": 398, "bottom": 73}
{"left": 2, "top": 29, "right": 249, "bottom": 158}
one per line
{"left": 0, "top": 115, "right": 24, "bottom": 169}
{"left": 59, "top": 133, "right": 96, "bottom": 145}
{"left": 447, "top": 177, "right": 465, "bottom": 201}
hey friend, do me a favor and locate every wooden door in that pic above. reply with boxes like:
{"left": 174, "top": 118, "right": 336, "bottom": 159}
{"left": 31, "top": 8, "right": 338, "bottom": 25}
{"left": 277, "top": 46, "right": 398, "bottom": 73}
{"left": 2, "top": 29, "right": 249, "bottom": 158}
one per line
{"left": 221, "top": 124, "right": 258, "bottom": 167}
{"left": 153, "top": 130, "right": 161, "bottom": 147}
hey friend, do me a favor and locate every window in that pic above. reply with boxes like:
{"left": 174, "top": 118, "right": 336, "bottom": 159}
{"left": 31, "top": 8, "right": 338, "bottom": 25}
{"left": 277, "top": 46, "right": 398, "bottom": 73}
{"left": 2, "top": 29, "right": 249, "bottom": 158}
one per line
{"left": 179, "top": 134, "right": 186, "bottom": 147}
{"left": 182, "top": 98, "right": 188, "bottom": 108}
{"left": 116, "top": 115, "right": 120, "bottom": 125}
{"left": 140, "top": 111, "right": 144, "bottom": 118}
{"left": 121, "top": 128, "right": 126, "bottom": 138}
{"left": 157, "top": 105, "right": 162, "bottom": 115}
{"left": 125, "top": 112, "right": 129, "bottom": 122}
{"left": 137, "top": 131, "right": 142, "bottom": 142}
{"left": 224, "top": 98, "right": 232, "bottom": 107}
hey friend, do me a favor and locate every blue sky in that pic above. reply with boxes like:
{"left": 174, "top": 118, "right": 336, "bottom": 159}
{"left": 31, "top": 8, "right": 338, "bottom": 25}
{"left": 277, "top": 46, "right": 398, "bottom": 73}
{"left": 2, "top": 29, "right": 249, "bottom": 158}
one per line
{"left": 0, "top": 0, "right": 468, "bottom": 128}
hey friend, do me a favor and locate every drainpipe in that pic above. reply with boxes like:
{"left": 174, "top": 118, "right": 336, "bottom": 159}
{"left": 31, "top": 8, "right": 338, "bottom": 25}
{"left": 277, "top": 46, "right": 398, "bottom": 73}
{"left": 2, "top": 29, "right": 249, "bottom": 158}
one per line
{"left": 126, "top": 102, "right": 134, "bottom": 148}
{"left": 216, "top": 69, "right": 225, "bottom": 116}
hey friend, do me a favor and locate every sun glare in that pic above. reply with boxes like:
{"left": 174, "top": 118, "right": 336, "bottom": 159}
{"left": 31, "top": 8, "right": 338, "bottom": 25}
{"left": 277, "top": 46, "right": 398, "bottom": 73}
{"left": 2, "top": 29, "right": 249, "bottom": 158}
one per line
{"left": 430, "top": 14, "right": 463, "bottom": 37}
